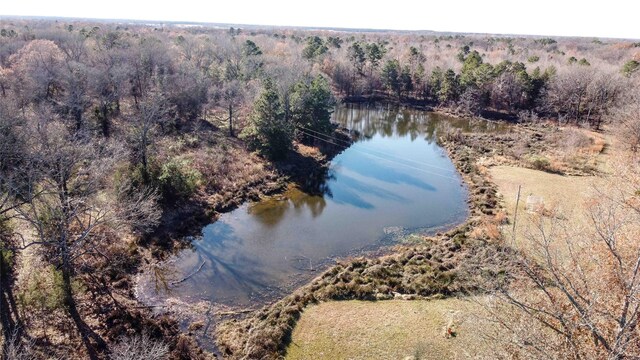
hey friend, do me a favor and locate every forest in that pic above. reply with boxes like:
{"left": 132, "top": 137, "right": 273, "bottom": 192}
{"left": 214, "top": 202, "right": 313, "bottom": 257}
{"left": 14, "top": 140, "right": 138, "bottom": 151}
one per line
{"left": 1, "top": 18, "right": 640, "bottom": 359}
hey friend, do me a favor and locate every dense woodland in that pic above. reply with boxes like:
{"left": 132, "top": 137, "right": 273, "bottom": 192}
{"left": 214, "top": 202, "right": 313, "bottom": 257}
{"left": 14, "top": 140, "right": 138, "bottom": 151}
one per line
{"left": 1, "top": 18, "right": 640, "bottom": 359}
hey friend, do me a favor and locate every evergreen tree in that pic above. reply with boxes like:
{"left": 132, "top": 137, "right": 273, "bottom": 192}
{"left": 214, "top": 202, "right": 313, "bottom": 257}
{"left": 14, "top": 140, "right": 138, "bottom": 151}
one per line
{"left": 439, "top": 69, "right": 459, "bottom": 104}
{"left": 365, "top": 42, "right": 386, "bottom": 71}
{"left": 622, "top": 60, "right": 640, "bottom": 77}
{"left": 400, "top": 65, "right": 413, "bottom": 97}
{"left": 381, "top": 59, "right": 401, "bottom": 98}
{"left": 291, "top": 75, "right": 335, "bottom": 139}
{"left": 302, "top": 36, "right": 328, "bottom": 60}
{"left": 459, "top": 50, "right": 483, "bottom": 88}
{"left": 429, "top": 67, "right": 444, "bottom": 101}
{"left": 347, "top": 41, "right": 366, "bottom": 75}
{"left": 242, "top": 78, "right": 293, "bottom": 159}
{"left": 242, "top": 40, "right": 262, "bottom": 57}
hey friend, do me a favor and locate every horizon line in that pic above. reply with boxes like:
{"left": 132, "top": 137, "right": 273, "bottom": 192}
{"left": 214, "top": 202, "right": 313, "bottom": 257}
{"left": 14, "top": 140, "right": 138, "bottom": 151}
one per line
{"left": 0, "top": 14, "right": 638, "bottom": 41}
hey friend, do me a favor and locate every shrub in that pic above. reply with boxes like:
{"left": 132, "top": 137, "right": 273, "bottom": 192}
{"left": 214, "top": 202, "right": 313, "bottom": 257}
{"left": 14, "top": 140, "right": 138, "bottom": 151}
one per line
{"left": 529, "top": 155, "right": 551, "bottom": 171}
{"left": 111, "top": 333, "right": 169, "bottom": 360}
{"left": 622, "top": 60, "right": 640, "bottom": 77}
{"left": 527, "top": 55, "right": 540, "bottom": 63}
{"left": 157, "top": 157, "right": 203, "bottom": 200}
{"left": 17, "top": 265, "right": 68, "bottom": 312}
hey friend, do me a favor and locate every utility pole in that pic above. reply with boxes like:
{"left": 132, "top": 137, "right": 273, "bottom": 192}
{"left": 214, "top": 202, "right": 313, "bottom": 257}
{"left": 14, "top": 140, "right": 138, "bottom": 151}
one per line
{"left": 512, "top": 185, "right": 521, "bottom": 245}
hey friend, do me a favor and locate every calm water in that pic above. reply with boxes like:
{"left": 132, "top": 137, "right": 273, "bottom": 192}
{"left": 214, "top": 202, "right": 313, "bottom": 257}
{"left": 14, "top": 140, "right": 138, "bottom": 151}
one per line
{"left": 138, "top": 104, "right": 505, "bottom": 307}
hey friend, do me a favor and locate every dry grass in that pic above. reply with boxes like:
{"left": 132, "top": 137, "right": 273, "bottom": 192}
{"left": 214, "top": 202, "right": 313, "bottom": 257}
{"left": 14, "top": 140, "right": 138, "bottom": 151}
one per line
{"left": 489, "top": 165, "right": 598, "bottom": 251}
{"left": 286, "top": 299, "right": 493, "bottom": 360}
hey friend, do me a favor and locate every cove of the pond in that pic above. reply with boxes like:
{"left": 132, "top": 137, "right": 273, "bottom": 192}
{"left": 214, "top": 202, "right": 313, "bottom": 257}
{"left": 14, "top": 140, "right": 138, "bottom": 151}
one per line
{"left": 137, "top": 103, "right": 508, "bottom": 308}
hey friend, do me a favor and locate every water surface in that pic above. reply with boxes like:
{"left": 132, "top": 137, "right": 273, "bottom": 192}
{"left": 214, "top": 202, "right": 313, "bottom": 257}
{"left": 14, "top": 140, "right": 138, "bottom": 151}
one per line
{"left": 138, "top": 105, "right": 504, "bottom": 307}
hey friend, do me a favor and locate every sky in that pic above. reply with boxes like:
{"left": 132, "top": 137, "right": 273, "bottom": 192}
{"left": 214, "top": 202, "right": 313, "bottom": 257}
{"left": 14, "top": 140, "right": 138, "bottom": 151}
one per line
{"left": 1, "top": 0, "right": 639, "bottom": 39}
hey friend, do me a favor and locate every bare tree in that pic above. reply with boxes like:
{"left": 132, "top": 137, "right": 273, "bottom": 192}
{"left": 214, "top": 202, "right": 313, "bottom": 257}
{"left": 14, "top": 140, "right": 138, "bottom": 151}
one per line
{"left": 58, "top": 59, "right": 91, "bottom": 131}
{"left": 216, "top": 79, "right": 245, "bottom": 137}
{"left": 128, "top": 90, "right": 171, "bottom": 176}
{"left": 2, "top": 329, "right": 38, "bottom": 360}
{"left": 484, "top": 157, "right": 640, "bottom": 359}
{"left": 544, "top": 68, "right": 624, "bottom": 128}
{"left": 15, "top": 120, "right": 159, "bottom": 360}
{"left": 7, "top": 39, "right": 64, "bottom": 107}
{"left": 88, "top": 48, "right": 128, "bottom": 137}
{"left": 611, "top": 90, "right": 640, "bottom": 152}
{"left": 0, "top": 99, "right": 36, "bottom": 357}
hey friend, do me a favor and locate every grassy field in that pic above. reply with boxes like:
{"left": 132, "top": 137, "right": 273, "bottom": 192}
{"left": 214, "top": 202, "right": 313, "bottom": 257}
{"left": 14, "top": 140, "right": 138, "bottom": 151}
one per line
{"left": 286, "top": 299, "right": 491, "bottom": 360}
{"left": 489, "top": 165, "right": 598, "bottom": 249}
{"left": 489, "top": 126, "right": 612, "bottom": 253}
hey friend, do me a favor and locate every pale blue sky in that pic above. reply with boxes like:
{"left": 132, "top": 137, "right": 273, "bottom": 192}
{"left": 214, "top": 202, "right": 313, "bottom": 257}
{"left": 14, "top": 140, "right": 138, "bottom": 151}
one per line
{"left": 1, "top": 0, "right": 638, "bottom": 39}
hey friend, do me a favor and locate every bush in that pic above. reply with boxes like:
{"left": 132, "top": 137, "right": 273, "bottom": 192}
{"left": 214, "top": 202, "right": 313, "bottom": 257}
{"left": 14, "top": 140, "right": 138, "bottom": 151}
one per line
{"left": 529, "top": 155, "right": 551, "bottom": 171}
{"left": 527, "top": 55, "right": 540, "bottom": 63}
{"left": 17, "top": 265, "right": 68, "bottom": 312}
{"left": 111, "top": 333, "right": 169, "bottom": 360}
{"left": 622, "top": 60, "right": 640, "bottom": 77}
{"left": 578, "top": 58, "right": 590, "bottom": 66}
{"left": 157, "top": 157, "right": 203, "bottom": 200}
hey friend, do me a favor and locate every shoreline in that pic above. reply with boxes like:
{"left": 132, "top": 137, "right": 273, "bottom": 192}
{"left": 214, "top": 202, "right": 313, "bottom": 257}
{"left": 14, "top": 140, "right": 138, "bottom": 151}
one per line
{"left": 213, "top": 108, "right": 519, "bottom": 359}
{"left": 132, "top": 103, "right": 573, "bottom": 359}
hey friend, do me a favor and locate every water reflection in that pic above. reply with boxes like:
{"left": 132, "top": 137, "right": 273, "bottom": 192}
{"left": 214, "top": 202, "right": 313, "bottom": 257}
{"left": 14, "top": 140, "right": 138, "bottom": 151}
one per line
{"left": 248, "top": 186, "right": 327, "bottom": 227}
{"left": 333, "top": 103, "right": 508, "bottom": 142}
{"left": 137, "top": 104, "right": 502, "bottom": 307}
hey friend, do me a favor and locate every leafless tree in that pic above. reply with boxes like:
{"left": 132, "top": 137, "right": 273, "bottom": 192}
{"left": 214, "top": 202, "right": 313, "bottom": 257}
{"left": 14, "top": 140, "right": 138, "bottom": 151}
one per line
{"left": 490, "top": 71, "right": 527, "bottom": 111}
{"left": 544, "top": 68, "right": 624, "bottom": 129}
{"left": 7, "top": 39, "right": 64, "bottom": 107}
{"left": 58, "top": 59, "right": 91, "bottom": 131}
{"left": 88, "top": 48, "right": 129, "bottom": 137}
{"left": 216, "top": 79, "right": 245, "bottom": 136}
{"left": 128, "top": 90, "right": 172, "bottom": 175}
{"left": 2, "top": 329, "right": 38, "bottom": 360}
{"left": 483, "top": 157, "right": 640, "bottom": 359}
{"left": 0, "top": 99, "right": 36, "bottom": 357}
{"left": 14, "top": 120, "right": 159, "bottom": 359}
{"left": 611, "top": 90, "right": 640, "bottom": 152}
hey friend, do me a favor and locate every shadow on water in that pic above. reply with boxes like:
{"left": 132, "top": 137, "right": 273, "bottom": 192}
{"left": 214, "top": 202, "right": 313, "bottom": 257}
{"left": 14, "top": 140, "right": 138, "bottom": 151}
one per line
{"left": 138, "top": 103, "right": 509, "bottom": 309}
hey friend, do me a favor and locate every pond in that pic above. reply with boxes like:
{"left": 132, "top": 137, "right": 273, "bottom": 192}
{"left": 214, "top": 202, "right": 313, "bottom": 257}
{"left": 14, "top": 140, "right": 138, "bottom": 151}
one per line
{"left": 137, "top": 104, "right": 506, "bottom": 308}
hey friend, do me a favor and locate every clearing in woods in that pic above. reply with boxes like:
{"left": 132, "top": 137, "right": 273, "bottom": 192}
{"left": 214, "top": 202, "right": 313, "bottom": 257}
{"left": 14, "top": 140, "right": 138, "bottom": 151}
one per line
{"left": 285, "top": 299, "right": 492, "bottom": 360}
